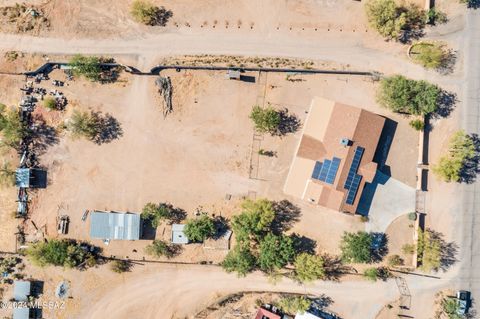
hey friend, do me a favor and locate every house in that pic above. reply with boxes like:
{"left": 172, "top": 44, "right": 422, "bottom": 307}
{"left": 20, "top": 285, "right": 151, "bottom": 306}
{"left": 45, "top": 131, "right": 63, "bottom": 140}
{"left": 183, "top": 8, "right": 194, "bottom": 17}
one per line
{"left": 284, "top": 97, "right": 385, "bottom": 214}
{"left": 171, "top": 224, "right": 189, "bottom": 244}
{"left": 226, "top": 70, "right": 241, "bottom": 80}
{"left": 90, "top": 211, "right": 141, "bottom": 240}
{"left": 295, "top": 309, "right": 338, "bottom": 319}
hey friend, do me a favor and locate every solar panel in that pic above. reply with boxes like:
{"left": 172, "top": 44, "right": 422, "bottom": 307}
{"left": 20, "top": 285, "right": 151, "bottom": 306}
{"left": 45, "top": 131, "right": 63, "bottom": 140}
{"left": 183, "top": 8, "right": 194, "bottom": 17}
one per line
{"left": 325, "top": 157, "right": 341, "bottom": 184}
{"left": 318, "top": 159, "right": 331, "bottom": 182}
{"left": 346, "top": 175, "right": 362, "bottom": 205}
{"left": 311, "top": 161, "right": 323, "bottom": 179}
{"left": 344, "top": 147, "right": 365, "bottom": 189}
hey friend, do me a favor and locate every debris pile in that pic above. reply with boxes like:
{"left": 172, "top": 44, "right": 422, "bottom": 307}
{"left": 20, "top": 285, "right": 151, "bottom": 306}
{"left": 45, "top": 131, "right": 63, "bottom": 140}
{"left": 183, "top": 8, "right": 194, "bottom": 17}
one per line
{"left": 155, "top": 76, "right": 173, "bottom": 118}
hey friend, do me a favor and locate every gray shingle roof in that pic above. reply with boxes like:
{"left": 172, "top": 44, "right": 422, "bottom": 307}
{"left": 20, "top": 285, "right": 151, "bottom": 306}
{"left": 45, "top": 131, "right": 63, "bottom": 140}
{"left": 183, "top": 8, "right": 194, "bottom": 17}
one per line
{"left": 90, "top": 211, "right": 141, "bottom": 240}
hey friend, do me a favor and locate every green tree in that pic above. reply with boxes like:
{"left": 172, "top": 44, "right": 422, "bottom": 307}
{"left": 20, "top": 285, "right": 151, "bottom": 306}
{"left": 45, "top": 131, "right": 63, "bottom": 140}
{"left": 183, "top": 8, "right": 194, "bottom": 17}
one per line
{"left": 145, "top": 240, "right": 175, "bottom": 258}
{"left": 26, "top": 239, "right": 91, "bottom": 268}
{"left": 110, "top": 260, "right": 131, "bottom": 273}
{"left": 365, "top": 0, "right": 406, "bottom": 39}
{"left": 43, "top": 97, "right": 57, "bottom": 110}
{"left": 258, "top": 234, "right": 295, "bottom": 272}
{"left": 249, "top": 105, "right": 281, "bottom": 134}
{"left": 141, "top": 202, "right": 174, "bottom": 228}
{"left": 294, "top": 253, "right": 325, "bottom": 283}
{"left": 0, "top": 104, "right": 28, "bottom": 148}
{"left": 69, "top": 54, "right": 102, "bottom": 81}
{"left": 276, "top": 296, "right": 311, "bottom": 315}
{"left": 377, "top": 75, "right": 441, "bottom": 115}
{"left": 221, "top": 245, "right": 256, "bottom": 276}
{"left": 184, "top": 215, "right": 216, "bottom": 242}
{"left": 340, "top": 231, "right": 372, "bottom": 263}
{"left": 67, "top": 110, "right": 99, "bottom": 140}
{"left": 433, "top": 130, "right": 476, "bottom": 182}
{"left": 131, "top": 0, "right": 172, "bottom": 26}
{"left": 417, "top": 229, "right": 442, "bottom": 272}
{"left": 231, "top": 199, "right": 275, "bottom": 243}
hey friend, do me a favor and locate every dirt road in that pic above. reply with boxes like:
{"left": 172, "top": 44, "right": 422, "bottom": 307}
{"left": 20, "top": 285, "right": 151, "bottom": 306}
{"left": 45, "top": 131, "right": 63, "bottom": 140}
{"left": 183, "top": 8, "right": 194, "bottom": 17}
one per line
{"left": 78, "top": 264, "right": 402, "bottom": 319}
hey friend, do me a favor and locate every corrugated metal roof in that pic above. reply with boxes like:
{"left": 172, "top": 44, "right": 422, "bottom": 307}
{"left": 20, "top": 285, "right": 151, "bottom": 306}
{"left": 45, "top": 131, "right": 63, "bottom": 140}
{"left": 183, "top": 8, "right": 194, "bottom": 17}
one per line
{"left": 171, "top": 224, "right": 189, "bottom": 244}
{"left": 13, "top": 280, "right": 31, "bottom": 301}
{"left": 90, "top": 211, "right": 141, "bottom": 240}
{"left": 15, "top": 169, "right": 31, "bottom": 188}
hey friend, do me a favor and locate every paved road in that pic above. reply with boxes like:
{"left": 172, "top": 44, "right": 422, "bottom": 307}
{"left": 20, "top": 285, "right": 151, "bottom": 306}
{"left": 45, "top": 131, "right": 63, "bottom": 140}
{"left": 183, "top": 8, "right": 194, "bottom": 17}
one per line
{"left": 459, "top": 8, "right": 480, "bottom": 301}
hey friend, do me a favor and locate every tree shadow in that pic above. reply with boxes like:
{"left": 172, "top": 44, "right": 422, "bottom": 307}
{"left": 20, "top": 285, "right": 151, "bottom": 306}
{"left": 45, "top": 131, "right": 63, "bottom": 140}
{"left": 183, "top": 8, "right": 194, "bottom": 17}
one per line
{"left": 274, "top": 108, "right": 301, "bottom": 136}
{"left": 310, "top": 294, "right": 334, "bottom": 309}
{"left": 271, "top": 200, "right": 301, "bottom": 234}
{"left": 459, "top": 133, "right": 480, "bottom": 184}
{"left": 322, "top": 254, "right": 354, "bottom": 281}
{"left": 291, "top": 233, "right": 317, "bottom": 254}
{"left": 437, "top": 49, "right": 457, "bottom": 75}
{"left": 166, "top": 203, "right": 187, "bottom": 224}
{"left": 141, "top": 221, "right": 157, "bottom": 240}
{"left": 151, "top": 7, "right": 173, "bottom": 26}
{"left": 167, "top": 243, "right": 183, "bottom": 258}
{"left": 432, "top": 90, "right": 457, "bottom": 119}
{"left": 428, "top": 229, "right": 458, "bottom": 271}
{"left": 467, "top": 0, "right": 480, "bottom": 9}
{"left": 91, "top": 112, "right": 123, "bottom": 145}
{"left": 29, "top": 114, "right": 59, "bottom": 154}
{"left": 212, "top": 216, "right": 230, "bottom": 240}
{"left": 371, "top": 232, "right": 389, "bottom": 263}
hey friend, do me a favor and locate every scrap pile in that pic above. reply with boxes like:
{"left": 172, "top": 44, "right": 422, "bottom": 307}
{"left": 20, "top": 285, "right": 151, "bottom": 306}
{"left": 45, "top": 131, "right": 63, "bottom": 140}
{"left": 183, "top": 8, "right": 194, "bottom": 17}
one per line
{"left": 155, "top": 76, "right": 173, "bottom": 117}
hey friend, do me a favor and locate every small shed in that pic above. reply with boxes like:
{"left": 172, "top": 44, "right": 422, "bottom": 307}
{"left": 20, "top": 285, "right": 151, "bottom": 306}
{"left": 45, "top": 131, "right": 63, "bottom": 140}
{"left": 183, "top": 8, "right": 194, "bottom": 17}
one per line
{"left": 13, "top": 307, "right": 31, "bottom": 319}
{"left": 13, "top": 280, "right": 31, "bottom": 301}
{"left": 226, "top": 70, "right": 241, "bottom": 80}
{"left": 15, "top": 168, "right": 46, "bottom": 188}
{"left": 171, "top": 224, "right": 189, "bottom": 244}
{"left": 90, "top": 211, "right": 141, "bottom": 240}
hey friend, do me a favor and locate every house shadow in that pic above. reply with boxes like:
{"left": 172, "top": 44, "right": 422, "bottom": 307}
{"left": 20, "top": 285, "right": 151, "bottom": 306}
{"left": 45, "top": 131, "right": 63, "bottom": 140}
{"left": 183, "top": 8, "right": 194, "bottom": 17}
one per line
{"left": 357, "top": 118, "right": 397, "bottom": 216}
{"left": 141, "top": 220, "right": 157, "bottom": 240}
{"left": 31, "top": 169, "right": 47, "bottom": 189}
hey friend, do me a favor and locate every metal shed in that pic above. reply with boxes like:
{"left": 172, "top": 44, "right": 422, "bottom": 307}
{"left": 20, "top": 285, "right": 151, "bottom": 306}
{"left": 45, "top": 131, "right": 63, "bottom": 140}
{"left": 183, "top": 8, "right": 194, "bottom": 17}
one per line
{"left": 226, "top": 70, "right": 241, "bottom": 80}
{"left": 171, "top": 224, "right": 189, "bottom": 244}
{"left": 13, "top": 307, "right": 30, "bottom": 319}
{"left": 15, "top": 169, "right": 31, "bottom": 188}
{"left": 13, "top": 280, "right": 31, "bottom": 301}
{"left": 90, "top": 211, "right": 141, "bottom": 240}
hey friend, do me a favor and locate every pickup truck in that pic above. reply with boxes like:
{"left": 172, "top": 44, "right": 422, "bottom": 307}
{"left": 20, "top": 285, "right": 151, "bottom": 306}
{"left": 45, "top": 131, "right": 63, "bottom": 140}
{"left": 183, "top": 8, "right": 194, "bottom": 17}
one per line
{"left": 456, "top": 290, "right": 471, "bottom": 316}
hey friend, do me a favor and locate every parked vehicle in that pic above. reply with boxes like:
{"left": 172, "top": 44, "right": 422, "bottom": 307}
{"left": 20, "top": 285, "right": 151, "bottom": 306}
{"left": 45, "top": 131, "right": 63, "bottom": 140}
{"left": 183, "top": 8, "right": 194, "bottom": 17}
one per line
{"left": 456, "top": 290, "right": 471, "bottom": 315}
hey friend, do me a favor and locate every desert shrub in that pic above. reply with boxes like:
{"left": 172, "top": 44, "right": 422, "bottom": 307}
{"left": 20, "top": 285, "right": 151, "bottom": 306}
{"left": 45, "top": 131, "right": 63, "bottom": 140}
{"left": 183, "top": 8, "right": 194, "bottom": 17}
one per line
{"left": 387, "top": 254, "right": 404, "bottom": 267}
{"left": 184, "top": 215, "right": 216, "bottom": 242}
{"left": 130, "top": 0, "right": 172, "bottom": 26}
{"left": 144, "top": 240, "right": 176, "bottom": 258}
{"left": 377, "top": 75, "right": 441, "bottom": 115}
{"left": 364, "top": 267, "right": 379, "bottom": 281}
{"left": 417, "top": 229, "right": 442, "bottom": 272}
{"left": 43, "top": 97, "right": 57, "bottom": 110}
{"left": 432, "top": 130, "right": 476, "bottom": 182}
{"left": 409, "top": 119, "right": 425, "bottom": 131}
{"left": 294, "top": 253, "right": 325, "bottom": 283}
{"left": 110, "top": 260, "right": 131, "bottom": 273}
{"left": 410, "top": 42, "right": 448, "bottom": 69}
{"left": 276, "top": 296, "right": 311, "bottom": 315}
{"left": 0, "top": 161, "right": 15, "bottom": 187}
{"left": 340, "top": 231, "right": 373, "bottom": 263}
{"left": 67, "top": 110, "right": 99, "bottom": 140}
{"left": 441, "top": 297, "right": 463, "bottom": 319}
{"left": 249, "top": 105, "right": 281, "bottom": 134}
{"left": 402, "top": 243, "right": 415, "bottom": 255}
{"left": 426, "top": 8, "right": 447, "bottom": 25}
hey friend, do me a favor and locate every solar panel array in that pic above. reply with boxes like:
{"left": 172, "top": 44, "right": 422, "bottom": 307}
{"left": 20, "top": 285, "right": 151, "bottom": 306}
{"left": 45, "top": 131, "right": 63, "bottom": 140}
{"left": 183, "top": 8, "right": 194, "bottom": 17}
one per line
{"left": 311, "top": 157, "right": 341, "bottom": 185}
{"left": 344, "top": 146, "right": 365, "bottom": 205}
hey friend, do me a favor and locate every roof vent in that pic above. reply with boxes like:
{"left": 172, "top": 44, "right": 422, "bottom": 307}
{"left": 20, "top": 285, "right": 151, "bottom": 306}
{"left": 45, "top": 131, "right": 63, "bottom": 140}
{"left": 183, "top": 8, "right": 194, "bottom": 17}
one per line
{"left": 340, "top": 138, "right": 350, "bottom": 146}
